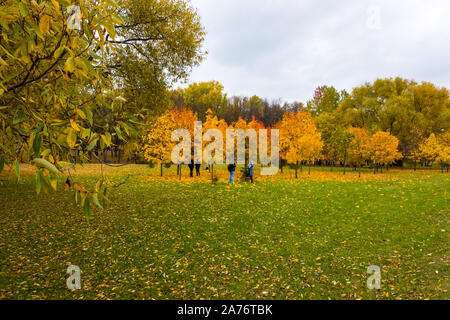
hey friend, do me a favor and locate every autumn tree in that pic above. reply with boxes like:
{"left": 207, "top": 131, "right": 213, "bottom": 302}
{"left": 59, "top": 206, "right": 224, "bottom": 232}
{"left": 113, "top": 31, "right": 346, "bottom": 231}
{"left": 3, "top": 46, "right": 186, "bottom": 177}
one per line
{"left": 367, "top": 131, "right": 402, "bottom": 173}
{"left": 182, "top": 81, "right": 227, "bottom": 121}
{"left": 347, "top": 127, "right": 370, "bottom": 177}
{"left": 109, "top": 0, "right": 206, "bottom": 118}
{"left": 306, "top": 85, "right": 348, "bottom": 117}
{"left": 335, "top": 78, "right": 450, "bottom": 156}
{"left": 172, "top": 108, "right": 197, "bottom": 178}
{"left": 142, "top": 110, "right": 177, "bottom": 176}
{"left": 0, "top": 0, "right": 206, "bottom": 217}
{"left": 300, "top": 133, "right": 323, "bottom": 175}
{"left": 278, "top": 111, "right": 322, "bottom": 178}
{"left": 314, "top": 112, "right": 340, "bottom": 167}
{"left": 0, "top": 0, "right": 141, "bottom": 219}
{"left": 328, "top": 127, "right": 354, "bottom": 175}
{"left": 416, "top": 134, "right": 441, "bottom": 166}
{"left": 437, "top": 133, "right": 450, "bottom": 172}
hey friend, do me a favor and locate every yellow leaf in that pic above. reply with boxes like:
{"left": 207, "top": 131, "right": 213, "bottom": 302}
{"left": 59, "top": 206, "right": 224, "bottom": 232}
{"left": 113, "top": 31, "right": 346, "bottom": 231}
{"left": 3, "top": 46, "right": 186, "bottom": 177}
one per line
{"left": 101, "top": 133, "right": 111, "bottom": 147}
{"left": 76, "top": 108, "right": 87, "bottom": 120}
{"left": 51, "top": 0, "right": 60, "bottom": 11}
{"left": 70, "top": 119, "right": 80, "bottom": 131}
{"left": 64, "top": 57, "right": 75, "bottom": 73}
{"left": 39, "top": 15, "right": 51, "bottom": 34}
{"left": 67, "top": 128, "right": 77, "bottom": 148}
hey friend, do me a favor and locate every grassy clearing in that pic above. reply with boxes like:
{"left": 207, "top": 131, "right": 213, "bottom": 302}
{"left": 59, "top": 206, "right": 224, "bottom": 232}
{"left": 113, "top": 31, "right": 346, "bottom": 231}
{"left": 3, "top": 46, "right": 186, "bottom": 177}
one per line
{"left": 0, "top": 164, "right": 448, "bottom": 299}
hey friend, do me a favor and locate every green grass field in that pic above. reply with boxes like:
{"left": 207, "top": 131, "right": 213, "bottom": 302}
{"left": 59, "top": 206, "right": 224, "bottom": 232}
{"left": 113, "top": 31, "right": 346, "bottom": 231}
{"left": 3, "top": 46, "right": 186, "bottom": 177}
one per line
{"left": 0, "top": 165, "right": 448, "bottom": 299}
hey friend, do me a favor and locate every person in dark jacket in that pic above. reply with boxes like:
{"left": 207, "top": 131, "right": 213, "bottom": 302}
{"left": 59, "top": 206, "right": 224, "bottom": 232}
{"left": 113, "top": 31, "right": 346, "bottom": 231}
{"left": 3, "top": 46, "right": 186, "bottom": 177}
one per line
{"left": 227, "top": 162, "right": 236, "bottom": 184}
{"left": 188, "top": 160, "right": 194, "bottom": 177}
{"left": 195, "top": 163, "right": 201, "bottom": 177}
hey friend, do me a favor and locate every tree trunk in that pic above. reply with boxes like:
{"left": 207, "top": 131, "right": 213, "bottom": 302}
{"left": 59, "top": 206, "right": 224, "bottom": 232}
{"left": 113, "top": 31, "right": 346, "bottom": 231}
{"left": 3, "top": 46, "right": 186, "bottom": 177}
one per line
{"left": 160, "top": 163, "right": 163, "bottom": 177}
{"left": 414, "top": 160, "right": 416, "bottom": 172}
{"left": 295, "top": 161, "right": 298, "bottom": 179}
{"left": 179, "top": 165, "right": 182, "bottom": 180}
{"left": 358, "top": 163, "right": 361, "bottom": 178}
{"left": 343, "top": 159, "right": 346, "bottom": 175}
{"left": 308, "top": 162, "right": 311, "bottom": 175}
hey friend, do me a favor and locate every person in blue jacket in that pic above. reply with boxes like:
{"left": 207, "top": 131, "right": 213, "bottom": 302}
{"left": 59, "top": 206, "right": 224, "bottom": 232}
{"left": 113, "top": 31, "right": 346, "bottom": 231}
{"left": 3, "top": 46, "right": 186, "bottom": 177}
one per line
{"left": 248, "top": 161, "right": 254, "bottom": 183}
{"left": 227, "top": 162, "right": 236, "bottom": 184}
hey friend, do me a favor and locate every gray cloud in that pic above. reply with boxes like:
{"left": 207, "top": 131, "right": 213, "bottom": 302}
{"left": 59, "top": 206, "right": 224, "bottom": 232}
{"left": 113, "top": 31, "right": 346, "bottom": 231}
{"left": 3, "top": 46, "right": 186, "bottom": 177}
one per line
{"left": 182, "top": 0, "right": 450, "bottom": 102}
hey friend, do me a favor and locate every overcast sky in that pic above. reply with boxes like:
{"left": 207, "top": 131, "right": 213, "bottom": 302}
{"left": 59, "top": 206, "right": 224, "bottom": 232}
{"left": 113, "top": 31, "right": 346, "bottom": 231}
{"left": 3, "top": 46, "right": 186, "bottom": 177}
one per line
{"left": 180, "top": 0, "right": 450, "bottom": 103}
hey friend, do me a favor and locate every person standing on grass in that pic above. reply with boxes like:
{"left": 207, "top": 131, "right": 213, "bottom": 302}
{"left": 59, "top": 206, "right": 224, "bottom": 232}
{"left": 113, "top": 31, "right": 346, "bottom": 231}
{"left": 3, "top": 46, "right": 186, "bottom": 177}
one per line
{"left": 228, "top": 162, "right": 236, "bottom": 184}
{"left": 188, "top": 159, "right": 194, "bottom": 177}
{"left": 248, "top": 161, "right": 254, "bottom": 183}
{"left": 195, "top": 163, "right": 201, "bottom": 177}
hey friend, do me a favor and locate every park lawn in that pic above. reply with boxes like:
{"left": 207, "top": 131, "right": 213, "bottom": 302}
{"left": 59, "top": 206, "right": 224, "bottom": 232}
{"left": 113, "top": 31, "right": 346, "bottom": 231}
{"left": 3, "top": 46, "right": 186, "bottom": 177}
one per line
{"left": 0, "top": 164, "right": 448, "bottom": 299}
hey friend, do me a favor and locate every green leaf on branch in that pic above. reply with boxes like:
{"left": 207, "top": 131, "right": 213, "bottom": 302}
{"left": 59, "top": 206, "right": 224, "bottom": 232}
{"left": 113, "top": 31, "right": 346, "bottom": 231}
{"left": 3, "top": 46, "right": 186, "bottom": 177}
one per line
{"left": 40, "top": 149, "right": 51, "bottom": 157}
{"left": 82, "top": 106, "right": 94, "bottom": 126}
{"left": 18, "top": 2, "right": 29, "bottom": 17}
{"left": 33, "top": 134, "right": 42, "bottom": 157}
{"left": 31, "top": 158, "right": 60, "bottom": 175}
{"left": 87, "top": 137, "right": 98, "bottom": 151}
{"left": 114, "top": 126, "right": 126, "bottom": 141}
{"left": 92, "top": 193, "right": 103, "bottom": 209}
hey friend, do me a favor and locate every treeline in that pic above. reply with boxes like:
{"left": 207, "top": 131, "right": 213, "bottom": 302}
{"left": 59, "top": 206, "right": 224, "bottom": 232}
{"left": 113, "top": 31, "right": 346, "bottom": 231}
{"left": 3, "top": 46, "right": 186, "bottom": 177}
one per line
{"left": 162, "top": 78, "right": 449, "bottom": 163}
{"left": 137, "top": 104, "right": 449, "bottom": 176}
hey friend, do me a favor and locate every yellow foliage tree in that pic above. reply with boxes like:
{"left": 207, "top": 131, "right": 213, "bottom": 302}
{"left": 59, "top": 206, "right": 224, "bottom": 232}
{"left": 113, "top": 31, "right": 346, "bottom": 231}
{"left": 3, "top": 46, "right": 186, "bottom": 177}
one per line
{"left": 348, "top": 127, "right": 370, "bottom": 177}
{"left": 367, "top": 131, "right": 402, "bottom": 173}
{"left": 417, "top": 133, "right": 442, "bottom": 166}
{"left": 278, "top": 111, "right": 322, "bottom": 178}
{"left": 171, "top": 108, "right": 198, "bottom": 178}
{"left": 172, "top": 108, "right": 198, "bottom": 137}
{"left": 142, "top": 110, "right": 177, "bottom": 176}
{"left": 202, "top": 109, "right": 228, "bottom": 179}
{"left": 437, "top": 132, "right": 450, "bottom": 172}
{"left": 300, "top": 133, "right": 323, "bottom": 175}
{"left": 203, "top": 109, "right": 228, "bottom": 163}
{"left": 204, "top": 109, "right": 228, "bottom": 135}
